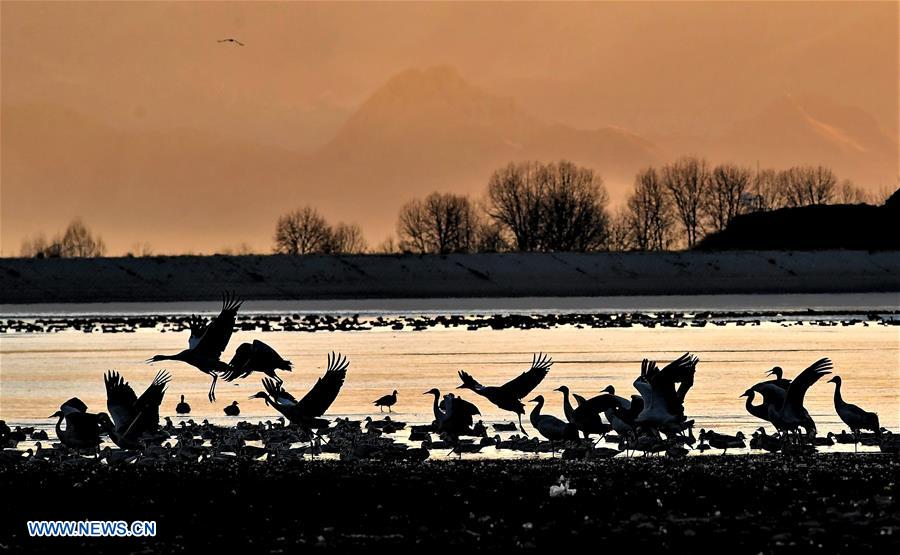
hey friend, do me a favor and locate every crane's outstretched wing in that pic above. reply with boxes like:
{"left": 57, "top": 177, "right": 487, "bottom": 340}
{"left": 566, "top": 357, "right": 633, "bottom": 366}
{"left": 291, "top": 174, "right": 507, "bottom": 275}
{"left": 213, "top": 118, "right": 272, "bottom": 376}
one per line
{"left": 187, "top": 314, "right": 209, "bottom": 350}
{"left": 192, "top": 291, "right": 243, "bottom": 360}
{"left": 295, "top": 352, "right": 348, "bottom": 417}
{"left": 222, "top": 342, "right": 255, "bottom": 381}
{"left": 785, "top": 358, "right": 832, "bottom": 414}
{"left": 104, "top": 370, "right": 139, "bottom": 430}
{"left": 133, "top": 370, "right": 170, "bottom": 421}
{"left": 60, "top": 397, "right": 89, "bottom": 415}
{"left": 263, "top": 377, "right": 298, "bottom": 407}
{"left": 497, "top": 353, "right": 552, "bottom": 398}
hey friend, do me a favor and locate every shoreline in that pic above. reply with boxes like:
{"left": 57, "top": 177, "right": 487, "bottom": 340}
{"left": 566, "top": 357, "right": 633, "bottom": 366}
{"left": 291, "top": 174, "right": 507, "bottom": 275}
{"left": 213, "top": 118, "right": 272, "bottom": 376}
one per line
{"left": 2, "top": 250, "right": 899, "bottom": 305}
{"left": 1, "top": 456, "right": 897, "bottom": 551}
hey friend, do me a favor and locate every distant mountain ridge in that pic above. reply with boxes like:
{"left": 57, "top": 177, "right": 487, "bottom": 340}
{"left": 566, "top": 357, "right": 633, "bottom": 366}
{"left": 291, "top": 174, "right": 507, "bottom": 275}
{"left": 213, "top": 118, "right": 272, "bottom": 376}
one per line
{"left": 2, "top": 66, "right": 896, "bottom": 255}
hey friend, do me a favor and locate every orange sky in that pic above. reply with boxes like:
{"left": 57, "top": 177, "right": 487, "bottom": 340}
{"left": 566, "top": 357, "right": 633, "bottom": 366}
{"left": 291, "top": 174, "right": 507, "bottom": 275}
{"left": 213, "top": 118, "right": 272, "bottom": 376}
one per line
{"left": 2, "top": 1, "right": 897, "bottom": 255}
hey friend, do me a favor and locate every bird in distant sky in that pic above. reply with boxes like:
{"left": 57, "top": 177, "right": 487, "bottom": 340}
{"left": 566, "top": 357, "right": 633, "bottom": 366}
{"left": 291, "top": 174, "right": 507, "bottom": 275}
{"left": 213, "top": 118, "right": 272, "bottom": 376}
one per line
{"left": 218, "top": 38, "right": 245, "bottom": 46}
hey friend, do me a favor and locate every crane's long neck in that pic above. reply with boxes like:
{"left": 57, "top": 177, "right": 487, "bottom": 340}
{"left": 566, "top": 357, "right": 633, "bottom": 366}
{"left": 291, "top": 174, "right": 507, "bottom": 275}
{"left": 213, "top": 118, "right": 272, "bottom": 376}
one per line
{"left": 833, "top": 381, "right": 844, "bottom": 406}
{"left": 529, "top": 398, "right": 544, "bottom": 428}
{"left": 561, "top": 391, "right": 574, "bottom": 421}
{"left": 429, "top": 392, "right": 441, "bottom": 422}
{"left": 54, "top": 414, "right": 65, "bottom": 442}
{"left": 744, "top": 393, "right": 756, "bottom": 413}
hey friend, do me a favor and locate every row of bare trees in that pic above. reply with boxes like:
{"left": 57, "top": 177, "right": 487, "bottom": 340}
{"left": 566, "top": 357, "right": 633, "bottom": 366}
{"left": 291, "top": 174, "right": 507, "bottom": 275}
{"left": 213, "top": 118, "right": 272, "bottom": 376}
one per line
{"left": 20, "top": 220, "right": 107, "bottom": 258}
{"left": 273, "top": 207, "right": 367, "bottom": 255}
{"left": 395, "top": 161, "right": 610, "bottom": 254}
{"left": 19, "top": 159, "right": 878, "bottom": 258}
{"left": 609, "top": 158, "right": 875, "bottom": 251}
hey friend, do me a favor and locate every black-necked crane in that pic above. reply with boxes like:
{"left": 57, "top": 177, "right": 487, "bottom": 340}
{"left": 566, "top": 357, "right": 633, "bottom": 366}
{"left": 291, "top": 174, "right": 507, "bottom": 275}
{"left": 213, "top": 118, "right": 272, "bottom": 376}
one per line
{"left": 751, "top": 358, "right": 832, "bottom": 442}
{"left": 147, "top": 292, "right": 242, "bottom": 402}
{"left": 221, "top": 340, "right": 293, "bottom": 385}
{"left": 457, "top": 352, "right": 552, "bottom": 435}
{"left": 423, "top": 389, "right": 481, "bottom": 447}
{"left": 528, "top": 395, "right": 578, "bottom": 454}
{"left": 103, "top": 370, "right": 170, "bottom": 449}
{"left": 250, "top": 352, "right": 349, "bottom": 428}
{"left": 553, "top": 385, "right": 577, "bottom": 424}
{"left": 764, "top": 366, "right": 792, "bottom": 390}
{"left": 175, "top": 395, "right": 191, "bottom": 415}
{"left": 49, "top": 398, "right": 108, "bottom": 453}
{"left": 373, "top": 390, "right": 398, "bottom": 413}
{"left": 633, "top": 353, "right": 698, "bottom": 436}
{"left": 569, "top": 392, "right": 619, "bottom": 439}
{"left": 828, "top": 375, "right": 880, "bottom": 451}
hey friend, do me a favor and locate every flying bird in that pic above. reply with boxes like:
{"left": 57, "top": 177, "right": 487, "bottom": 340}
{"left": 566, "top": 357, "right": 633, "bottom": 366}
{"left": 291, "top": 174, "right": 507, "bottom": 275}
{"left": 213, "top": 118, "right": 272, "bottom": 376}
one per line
{"left": 218, "top": 38, "right": 245, "bottom": 46}
{"left": 103, "top": 370, "right": 170, "bottom": 449}
{"left": 250, "top": 352, "right": 349, "bottom": 427}
{"left": 147, "top": 291, "right": 243, "bottom": 402}
{"left": 457, "top": 352, "right": 552, "bottom": 435}
{"left": 221, "top": 340, "right": 293, "bottom": 385}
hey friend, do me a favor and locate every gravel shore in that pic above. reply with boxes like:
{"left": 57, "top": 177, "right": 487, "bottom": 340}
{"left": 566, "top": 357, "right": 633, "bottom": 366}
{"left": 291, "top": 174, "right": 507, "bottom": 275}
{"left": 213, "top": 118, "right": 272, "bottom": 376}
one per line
{"left": 1, "top": 455, "right": 897, "bottom": 552}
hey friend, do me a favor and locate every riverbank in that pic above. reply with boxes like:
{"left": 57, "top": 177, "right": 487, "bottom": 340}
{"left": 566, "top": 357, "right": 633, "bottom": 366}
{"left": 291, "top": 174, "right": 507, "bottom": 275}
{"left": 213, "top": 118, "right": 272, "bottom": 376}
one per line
{"left": 2, "top": 251, "right": 899, "bottom": 304}
{"left": 0, "top": 455, "right": 897, "bottom": 552}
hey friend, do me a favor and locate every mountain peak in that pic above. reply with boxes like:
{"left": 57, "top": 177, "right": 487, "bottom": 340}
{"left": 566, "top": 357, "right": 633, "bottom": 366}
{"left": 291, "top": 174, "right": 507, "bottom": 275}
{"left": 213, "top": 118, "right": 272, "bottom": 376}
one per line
{"left": 325, "top": 66, "right": 535, "bottom": 148}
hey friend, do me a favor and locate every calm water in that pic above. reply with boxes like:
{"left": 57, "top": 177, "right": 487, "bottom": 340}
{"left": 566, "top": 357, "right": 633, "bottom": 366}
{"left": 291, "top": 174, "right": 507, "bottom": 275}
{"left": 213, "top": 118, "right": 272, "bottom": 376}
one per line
{"left": 1, "top": 295, "right": 898, "bottom": 456}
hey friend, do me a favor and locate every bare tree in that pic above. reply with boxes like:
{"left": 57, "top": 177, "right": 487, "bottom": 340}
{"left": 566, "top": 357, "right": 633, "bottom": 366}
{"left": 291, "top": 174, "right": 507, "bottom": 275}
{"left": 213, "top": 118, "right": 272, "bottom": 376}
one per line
{"left": 327, "top": 222, "right": 368, "bottom": 254}
{"left": 374, "top": 236, "right": 398, "bottom": 254}
{"left": 539, "top": 160, "right": 610, "bottom": 251}
{"left": 835, "top": 179, "right": 870, "bottom": 204}
{"left": 487, "top": 160, "right": 609, "bottom": 252}
{"left": 603, "top": 207, "right": 632, "bottom": 251}
{"left": 749, "top": 168, "right": 789, "bottom": 212}
{"left": 274, "top": 206, "right": 333, "bottom": 254}
{"left": 20, "top": 220, "right": 106, "bottom": 258}
{"left": 661, "top": 157, "right": 710, "bottom": 248}
{"left": 486, "top": 162, "right": 545, "bottom": 251}
{"left": 626, "top": 166, "right": 675, "bottom": 250}
{"left": 397, "top": 193, "right": 480, "bottom": 254}
{"left": 703, "top": 163, "right": 752, "bottom": 233}
{"left": 781, "top": 165, "right": 837, "bottom": 207}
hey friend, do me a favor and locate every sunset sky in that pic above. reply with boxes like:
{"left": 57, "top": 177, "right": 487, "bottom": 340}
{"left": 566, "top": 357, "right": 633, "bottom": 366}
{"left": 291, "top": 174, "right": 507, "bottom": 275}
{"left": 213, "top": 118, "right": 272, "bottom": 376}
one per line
{"left": 2, "top": 1, "right": 897, "bottom": 256}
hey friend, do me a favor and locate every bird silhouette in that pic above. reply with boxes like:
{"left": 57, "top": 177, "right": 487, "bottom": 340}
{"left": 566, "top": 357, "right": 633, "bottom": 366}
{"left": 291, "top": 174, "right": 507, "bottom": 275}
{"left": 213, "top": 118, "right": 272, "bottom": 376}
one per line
{"left": 147, "top": 291, "right": 242, "bottom": 402}
{"left": 828, "top": 375, "right": 880, "bottom": 450}
{"left": 457, "top": 353, "right": 552, "bottom": 435}
{"left": 175, "top": 394, "right": 191, "bottom": 415}
{"left": 373, "top": 390, "right": 398, "bottom": 413}
{"left": 424, "top": 389, "right": 481, "bottom": 442}
{"left": 221, "top": 340, "right": 293, "bottom": 385}
{"left": 103, "top": 370, "right": 170, "bottom": 449}
{"left": 528, "top": 395, "right": 578, "bottom": 447}
{"left": 223, "top": 401, "right": 241, "bottom": 417}
{"left": 633, "top": 353, "right": 698, "bottom": 436}
{"left": 49, "top": 398, "right": 108, "bottom": 454}
{"left": 752, "top": 358, "right": 832, "bottom": 442}
{"left": 250, "top": 352, "right": 349, "bottom": 427}
{"left": 218, "top": 38, "right": 245, "bottom": 46}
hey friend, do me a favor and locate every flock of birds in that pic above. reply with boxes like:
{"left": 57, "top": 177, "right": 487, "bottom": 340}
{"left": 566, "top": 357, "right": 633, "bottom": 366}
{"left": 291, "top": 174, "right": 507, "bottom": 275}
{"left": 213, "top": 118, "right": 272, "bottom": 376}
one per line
{"left": 1, "top": 293, "right": 896, "bottom": 465}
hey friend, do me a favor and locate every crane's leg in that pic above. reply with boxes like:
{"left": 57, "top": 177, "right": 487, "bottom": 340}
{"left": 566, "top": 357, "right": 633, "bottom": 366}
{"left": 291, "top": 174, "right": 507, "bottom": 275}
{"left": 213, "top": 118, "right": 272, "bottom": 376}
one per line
{"left": 388, "top": 405, "right": 392, "bottom": 413}
{"left": 380, "top": 406, "right": 384, "bottom": 413}
{"left": 518, "top": 413, "right": 528, "bottom": 437}
{"left": 208, "top": 374, "right": 218, "bottom": 402}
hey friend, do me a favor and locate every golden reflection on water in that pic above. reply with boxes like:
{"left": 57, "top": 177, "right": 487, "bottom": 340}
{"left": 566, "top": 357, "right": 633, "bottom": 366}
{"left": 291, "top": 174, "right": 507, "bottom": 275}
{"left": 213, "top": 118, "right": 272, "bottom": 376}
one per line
{"left": 2, "top": 322, "right": 897, "bottom": 439}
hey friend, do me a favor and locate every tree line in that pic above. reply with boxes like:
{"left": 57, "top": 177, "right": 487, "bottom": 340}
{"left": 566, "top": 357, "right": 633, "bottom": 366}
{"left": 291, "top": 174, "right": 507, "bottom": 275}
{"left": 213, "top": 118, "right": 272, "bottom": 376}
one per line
{"left": 18, "top": 158, "right": 885, "bottom": 258}
{"left": 271, "top": 157, "right": 878, "bottom": 255}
